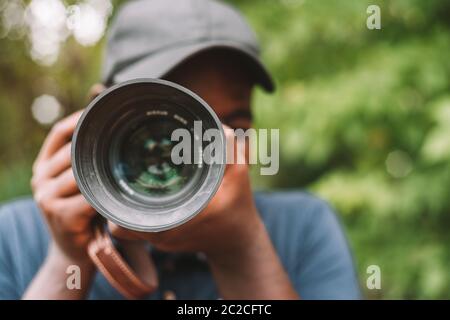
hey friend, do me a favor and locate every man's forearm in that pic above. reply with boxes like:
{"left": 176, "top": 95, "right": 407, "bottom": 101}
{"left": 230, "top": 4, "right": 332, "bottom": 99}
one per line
{"left": 206, "top": 216, "right": 299, "bottom": 299}
{"left": 23, "top": 244, "right": 95, "bottom": 300}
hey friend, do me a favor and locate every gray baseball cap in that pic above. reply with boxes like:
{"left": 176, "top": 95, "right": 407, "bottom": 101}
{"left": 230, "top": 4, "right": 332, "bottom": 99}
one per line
{"left": 102, "top": 0, "right": 274, "bottom": 92}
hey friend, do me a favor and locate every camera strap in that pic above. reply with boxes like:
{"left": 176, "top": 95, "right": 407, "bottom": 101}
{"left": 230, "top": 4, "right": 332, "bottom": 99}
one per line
{"left": 88, "top": 224, "right": 158, "bottom": 299}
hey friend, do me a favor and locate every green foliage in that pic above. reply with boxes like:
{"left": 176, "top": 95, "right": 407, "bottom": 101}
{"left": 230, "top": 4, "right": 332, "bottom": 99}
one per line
{"left": 236, "top": 0, "right": 450, "bottom": 299}
{"left": 1, "top": 0, "right": 450, "bottom": 298}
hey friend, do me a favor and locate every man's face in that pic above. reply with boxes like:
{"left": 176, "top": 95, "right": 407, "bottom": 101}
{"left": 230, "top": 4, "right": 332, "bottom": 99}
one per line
{"left": 90, "top": 51, "right": 255, "bottom": 129}
{"left": 164, "top": 50, "right": 254, "bottom": 130}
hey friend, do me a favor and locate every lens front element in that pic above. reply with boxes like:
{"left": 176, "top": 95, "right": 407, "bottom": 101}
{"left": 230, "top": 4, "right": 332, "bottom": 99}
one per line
{"left": 115, "top": 118, "right": 196, "bottom": 197}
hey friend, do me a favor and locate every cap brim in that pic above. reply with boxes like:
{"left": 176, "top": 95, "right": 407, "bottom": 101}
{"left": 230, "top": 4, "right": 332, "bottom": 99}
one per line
{"left": 109, "top": 40, "right": 275, "bottom": 93}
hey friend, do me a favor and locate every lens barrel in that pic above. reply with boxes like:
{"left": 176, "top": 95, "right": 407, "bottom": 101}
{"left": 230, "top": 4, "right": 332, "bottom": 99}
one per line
{"left": 72, "top": 79, "right": 226, "bottom": 232}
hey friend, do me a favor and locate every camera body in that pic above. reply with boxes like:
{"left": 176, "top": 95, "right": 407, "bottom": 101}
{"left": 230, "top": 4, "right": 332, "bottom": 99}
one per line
{"left": 72, "top": 79, "right": 225, "bottom": 232}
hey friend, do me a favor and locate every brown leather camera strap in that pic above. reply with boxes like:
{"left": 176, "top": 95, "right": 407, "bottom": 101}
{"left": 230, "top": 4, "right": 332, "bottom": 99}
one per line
{"left": 87, "top": 224, "right": 158, "bottom": 299}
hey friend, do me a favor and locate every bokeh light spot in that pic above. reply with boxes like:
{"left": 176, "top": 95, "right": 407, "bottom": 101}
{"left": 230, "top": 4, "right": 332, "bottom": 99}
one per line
{"left": 31, "top": 94, "right": 64, "bottom": 126}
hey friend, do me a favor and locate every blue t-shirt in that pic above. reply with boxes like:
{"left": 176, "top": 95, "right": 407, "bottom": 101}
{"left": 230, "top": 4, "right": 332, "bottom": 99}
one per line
{"left": 0, "top": 192, "right": 361, "bottom": 299}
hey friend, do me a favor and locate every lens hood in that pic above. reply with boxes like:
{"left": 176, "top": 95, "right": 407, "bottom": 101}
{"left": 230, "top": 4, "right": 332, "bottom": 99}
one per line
{"left": 72, "top": 78, "right": 226, "bottom": 232}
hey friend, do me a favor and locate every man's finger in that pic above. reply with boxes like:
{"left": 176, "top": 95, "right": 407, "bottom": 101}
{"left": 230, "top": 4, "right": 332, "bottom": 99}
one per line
{"left": 50, "top": 194, "right": 96, "bottom": 232}
{"left": 35, "top": 110, "right": 83, "bottom": 163}
{"left": 52, "top": 168, "right": 79, "bottom": 197}
{"left": 34, "top": 143, "right": 72, "bottom": 181}
{"left": 108, "top": 221, "right": 143, "bottom": 241}
{"left": 54, "top": 193, "right": 96, "bottom": 219}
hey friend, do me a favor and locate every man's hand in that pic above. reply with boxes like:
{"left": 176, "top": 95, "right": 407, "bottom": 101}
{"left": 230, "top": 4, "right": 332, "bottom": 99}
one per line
{"left": 108, "top": 127, "right": 259, "bottom": 253}
{"left": 109, "top": 127, "right": 299, "bottom": 299}
{"left": 31, "top": 111, "right": 96, "bottom": 262}
{"left": 24, "top": 111, "right": 97, "bottom": 299}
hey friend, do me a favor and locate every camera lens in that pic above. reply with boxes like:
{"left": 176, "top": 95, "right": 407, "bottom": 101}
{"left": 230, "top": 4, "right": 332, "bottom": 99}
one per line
{"left": 113, "top": 118, "right": 196, "bottom": 197}
{"left": 72, "top": 79, "right": 225, "bottom": 232}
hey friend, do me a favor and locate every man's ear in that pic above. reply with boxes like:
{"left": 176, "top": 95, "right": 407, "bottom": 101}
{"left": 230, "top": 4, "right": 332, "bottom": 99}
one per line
{"left": 88, "top": 83, "right": 106, "bottom": 101}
